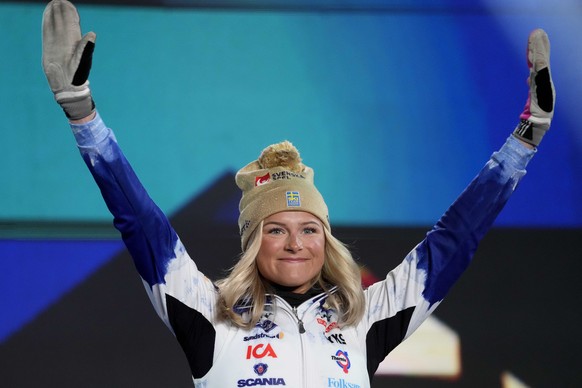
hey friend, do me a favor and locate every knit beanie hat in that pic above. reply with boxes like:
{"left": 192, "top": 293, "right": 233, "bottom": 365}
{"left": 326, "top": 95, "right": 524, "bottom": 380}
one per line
{"left": 236, "top": 140, "right": 330, "bottom": 250}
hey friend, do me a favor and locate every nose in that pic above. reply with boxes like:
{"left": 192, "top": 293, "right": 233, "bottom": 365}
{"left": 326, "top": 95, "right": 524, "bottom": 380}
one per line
{"left": 285, "top": 233, "right": 303, "bottom": 252}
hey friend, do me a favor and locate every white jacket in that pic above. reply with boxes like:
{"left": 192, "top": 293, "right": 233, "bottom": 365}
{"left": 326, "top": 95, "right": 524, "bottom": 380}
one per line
{"left": 71, "top": 112, "right": 534, "bottom": 387}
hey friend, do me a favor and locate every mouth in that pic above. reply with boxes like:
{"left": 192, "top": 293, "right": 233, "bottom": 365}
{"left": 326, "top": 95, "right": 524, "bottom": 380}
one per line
{"left": 279, "top": 258, "right": 308, "bottom": 263}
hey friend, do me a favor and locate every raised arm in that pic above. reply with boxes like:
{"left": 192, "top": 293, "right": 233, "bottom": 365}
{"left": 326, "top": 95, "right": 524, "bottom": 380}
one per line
{"left": 416, "top": 27, "right": 553, "bottom": 307}
{"left": 416, "top": 28, "right": 555, "bottom": 309}
{"left": 41, "top": 1, "right": 218, "bottom": 332}
{"left": 364, "top": 29, "right": 555, "bottom": 374}
{"left": 41, "top": 0, "right": 175, "bottom": 285}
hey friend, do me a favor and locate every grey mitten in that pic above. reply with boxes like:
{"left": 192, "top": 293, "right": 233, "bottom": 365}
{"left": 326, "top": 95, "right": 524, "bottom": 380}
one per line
{"left": 513, "top": 28, "right": 556, "bottom": 147}
{"left": 42, "top": 0, "right": 96, "bottom": 120}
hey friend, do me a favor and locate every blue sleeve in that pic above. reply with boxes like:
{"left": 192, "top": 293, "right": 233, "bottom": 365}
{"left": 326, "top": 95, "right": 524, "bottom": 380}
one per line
{"left": 418, "top": 135, "right": 535, "bottom": 306}
{"left": 363, "top": 137, "right": 536, "bottom": 372}
{"left": 364, "top": 136, "right": 535, "bottom": 341}
{"left": 70, "top": 112, "right": 178, "bottom": 288}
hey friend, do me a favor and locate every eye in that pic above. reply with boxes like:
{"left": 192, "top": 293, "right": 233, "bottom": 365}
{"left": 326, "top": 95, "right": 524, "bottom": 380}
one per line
{"left": 266, "top": 227, "right": 285, "bottom": 235}
{"left": 303, "top": 227, "right": 318, "bottom": 234}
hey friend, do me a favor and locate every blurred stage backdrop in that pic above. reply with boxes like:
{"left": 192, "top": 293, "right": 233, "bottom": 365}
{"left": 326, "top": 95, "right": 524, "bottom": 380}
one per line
{"left": 1, "top": 0, "right": 581, "bottom": 387}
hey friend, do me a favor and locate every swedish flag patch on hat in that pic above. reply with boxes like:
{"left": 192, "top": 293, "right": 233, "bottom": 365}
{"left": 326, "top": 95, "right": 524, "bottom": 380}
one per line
{"left": 286, "top": 191, "right": 300, "bottom": 207}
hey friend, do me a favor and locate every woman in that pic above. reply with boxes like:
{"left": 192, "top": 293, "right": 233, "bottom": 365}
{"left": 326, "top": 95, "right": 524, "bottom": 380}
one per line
{"left": 42, "top": 1, "right": 554, "bottom": 386}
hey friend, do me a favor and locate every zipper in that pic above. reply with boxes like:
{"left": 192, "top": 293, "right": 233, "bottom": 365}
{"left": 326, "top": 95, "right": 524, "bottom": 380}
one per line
{"left": 292, "top": 306, "right": 306, "bottom": 334}
{"left": 288, "top": 304, "right": 307, "bottom": 387}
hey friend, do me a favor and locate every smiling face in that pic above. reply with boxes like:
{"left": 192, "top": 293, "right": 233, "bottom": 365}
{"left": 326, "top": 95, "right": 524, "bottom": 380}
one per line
{"left": 256, "top": 211, "right": 326, "bottom": 294}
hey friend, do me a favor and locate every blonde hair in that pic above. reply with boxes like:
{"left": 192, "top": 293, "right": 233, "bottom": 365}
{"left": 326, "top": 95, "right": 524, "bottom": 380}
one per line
{"left": 216, "top": 221, "right": 365, "bottom": 329}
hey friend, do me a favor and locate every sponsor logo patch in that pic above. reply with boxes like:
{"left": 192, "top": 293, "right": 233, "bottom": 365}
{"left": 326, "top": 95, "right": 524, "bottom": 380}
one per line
{"left": 237, "top": 377, "right": 286, "bottom": 387}
{"left": 514, "top": 119, "right": 533, "bottom": 140}
{"left": 244, "top": 332, "right": 284, "bottom": 342}
{"left": 256, "top": 318, "right": 277, "bottom": 333}
{"left": 316, "top": 314, "right": 342, "bottom": 334}
{"left": 253, "top": 363, "right": 268, "bottom": 376}
{"left": 240, "top": 220, "right": 251, "bottom": 236}
{"left": 286, "top": 191, "right": 300, "bottom": 207}
{"left": 272, "top": 171, "right": 305, "bottom": 181}
{"left": 246, "top": 343, "right": 278, "bottom": 359}
{"left": 332, "top": 350, "right": 351, "bottom": 374}
{"left": 326, "top": 333, "right": 346, "bottom": 345}
{"left": 327, "top": 377, "right": 361, "bottom": 388}
{"left": 255, "top": 173, "right": 271, "bottom": 186}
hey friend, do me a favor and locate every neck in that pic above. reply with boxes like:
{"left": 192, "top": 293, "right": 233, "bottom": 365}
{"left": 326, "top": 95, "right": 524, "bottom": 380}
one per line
{"left": 268, "top": 282, "right": 323, "bottom": 307}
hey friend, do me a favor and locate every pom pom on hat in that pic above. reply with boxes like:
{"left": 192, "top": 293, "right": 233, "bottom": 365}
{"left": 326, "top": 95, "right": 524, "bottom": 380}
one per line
{"left": 236, "top": 140, "right": 330, "bottom": 250}
{"left": 258, "top": 140, "right": 304, "bottom": 173}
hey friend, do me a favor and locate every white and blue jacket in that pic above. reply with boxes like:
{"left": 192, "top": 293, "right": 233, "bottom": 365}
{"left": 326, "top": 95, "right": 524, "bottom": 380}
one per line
{"left": 71, "top": 112, "right": 534, "bottom": 387}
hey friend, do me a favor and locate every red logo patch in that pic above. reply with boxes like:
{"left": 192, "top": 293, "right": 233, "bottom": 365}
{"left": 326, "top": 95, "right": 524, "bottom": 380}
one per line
{"left": 255, "top": 173, "right": 271, "bottom": 186}
{"left": 246, "top": 343, "right": 278, "bottom": 359}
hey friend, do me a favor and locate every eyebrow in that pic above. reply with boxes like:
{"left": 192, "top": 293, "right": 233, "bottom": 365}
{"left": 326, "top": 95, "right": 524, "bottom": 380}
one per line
{"left": 263, "top": 221, "right": 322, "bottom": 227}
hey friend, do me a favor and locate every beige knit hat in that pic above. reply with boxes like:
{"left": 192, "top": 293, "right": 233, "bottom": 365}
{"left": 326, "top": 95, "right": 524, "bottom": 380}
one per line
{"left": 236, "top": 140, "right": 330, "bottom": 250}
